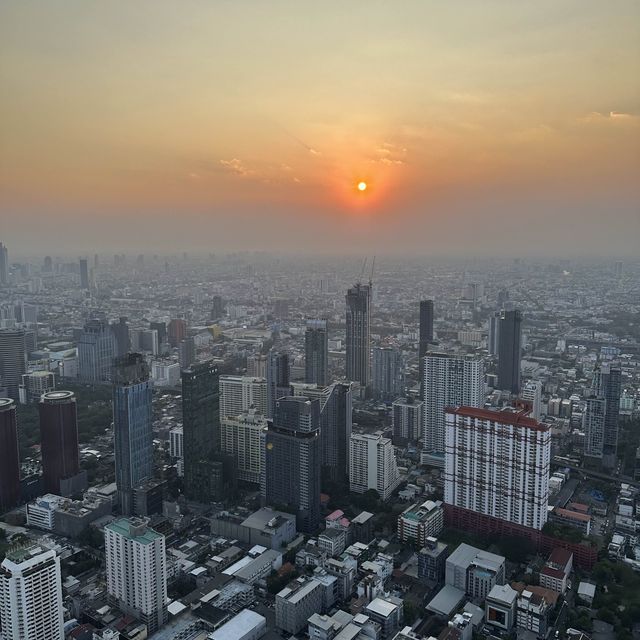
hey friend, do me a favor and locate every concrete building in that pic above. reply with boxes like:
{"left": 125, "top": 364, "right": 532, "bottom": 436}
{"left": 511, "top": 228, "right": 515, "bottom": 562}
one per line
{"left": 521, "top": 380, "right": 542, "bottom": 420}
{"left": 305, "top": 319, "right": 329, "bottom": 386}
{"left": 19, "top": 370, "right": 55, "bottom": 404}
{"left": 418, "top": 537, "right": 449, "bottom": 589}
{"left": 446, "top": 543, "right": 506, "bottom": 600}
{"left": 372, "top": 347, "right": 404, "bottom": 400}
{"left": 485, "top": 584, "right": 517, "bottom": 633}
{"left": 276, "top": 577, "right": 326, "bottom": 635}
{"left": 397, "top": 500, "right": 444, "bottom": 547}
{"left": 221, "top": 408, "right": 267, "bottom": 484}
{"left": 0, "top": 398, "right": 20, "bottom": 512}
{"left": 349, "top": 432, "right": 401, "bottom": 501}
{"left": 0, "top": 546, "right": 64, "bottom": 640}
{"left": 0, "top": 328, "right": 26, "bottom": 400}
{"left": 444, "top": 407, "right": 550, "bottom": 530}
{"left": 77, "top": 318, "right": 116, "bottom": 382}
{"left": 497, "top": 309, "right": 522, "bottom": 394}
{"left": 211, "top": 507, "right": 297, "bottom": 550}
{"left": 392, "top": 396, "right": 423, "bottom": 445}
{"left": 209, "top": 609, "right": 266, "bottom": 640}
{"left": 539, "top": 549, "right": 573, "bottom": 594}
{"left": 345, "top": 282, "right": 372, "bottom": 387}
{"left": 219, "top": 375, "right": 268, "bottom": 419}
{"left": 365, "top": 596, "right": 403, "bottom": 639}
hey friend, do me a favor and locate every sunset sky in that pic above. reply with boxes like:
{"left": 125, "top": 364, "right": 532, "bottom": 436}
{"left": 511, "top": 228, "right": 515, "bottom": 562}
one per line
{"left": 1, "top": 1, "right": 639, "bottom": 256}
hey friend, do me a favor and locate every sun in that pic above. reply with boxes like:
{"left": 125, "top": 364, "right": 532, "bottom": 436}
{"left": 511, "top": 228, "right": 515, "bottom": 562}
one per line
{"left": 357, "top": 181, "right": 367, "bottom": 192}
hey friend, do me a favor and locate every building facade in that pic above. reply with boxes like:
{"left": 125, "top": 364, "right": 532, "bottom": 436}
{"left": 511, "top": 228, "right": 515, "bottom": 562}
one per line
{"left": 77, "top": 318, "right": 116, "bottom": 382}
{"left": 0, "top": 399, "right": 20, "bottom": 512}
{"left": 345, "top": 282, "right": 371, "bottom": 387}
{"left": 497, "top": 310, "right": 522, "bottom": 394}
{"left": 305, "top": 319, "right": 329, "bottom": 386}
{"left": 349, "top": 432, "right": 401, "bottom": 501}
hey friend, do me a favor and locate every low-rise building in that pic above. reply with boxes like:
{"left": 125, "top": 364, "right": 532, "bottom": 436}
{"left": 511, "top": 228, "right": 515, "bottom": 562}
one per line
{"left": 539, "top": 548, "right": 573, "bottom": 594}
{"left": 446, "top": 543, "right": 506, "bottom": 601}
{"left": 485, "top": 584, "right": 517, "bottom": 633}
{"left": 365, "top": 596, "right": 403, "bottom": 639}
{"left": 276, "top": 577, "right": 326, "bottom": 635}
{"left": 397, "top": 500, "right": 444, "bottom": 547}
{"left": 418, "top": 537, "right": 449, "bottom": 589}
{"left": 318, "top": 528, "right": 347, "bottom": 558}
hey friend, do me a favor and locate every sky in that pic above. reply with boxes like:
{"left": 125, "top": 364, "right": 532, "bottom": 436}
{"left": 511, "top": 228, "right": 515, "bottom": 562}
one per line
{"left": 1, "top": 1, "right": 639, "bottom": 257}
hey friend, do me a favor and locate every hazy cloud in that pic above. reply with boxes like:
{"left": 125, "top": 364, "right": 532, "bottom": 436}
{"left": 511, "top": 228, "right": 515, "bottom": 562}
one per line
{"left": 219, "top": 158, "right": 252, "bottom": 176}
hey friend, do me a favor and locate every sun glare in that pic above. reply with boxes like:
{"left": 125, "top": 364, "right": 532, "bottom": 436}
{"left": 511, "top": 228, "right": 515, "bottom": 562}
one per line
{"left": 357, "top": 181, "right": 367, "bottom": 192}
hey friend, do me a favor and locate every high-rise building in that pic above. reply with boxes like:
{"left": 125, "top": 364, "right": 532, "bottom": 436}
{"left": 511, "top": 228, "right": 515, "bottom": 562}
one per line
{"left": 19, "top": 370, "right": 55, "bottom": 404}
{"left": 305, "top": 319, "right": 329, "bottom": 386}
{"left": 0, "top": 328, "right": 26, "bottom": 400}
{"left": 349, "top": 432, "right": 401, "bottom": 501}
{"left": 113, "top": 354, "right": 153, "bottom": 515}
{"left": 583, "top": 396, "right": 606, "bottom": 461}
{"left": 392, "top": 396, "right": 424, "bottom": 445}
{"left": 39, "top": 391, "right": 83, "bottom": 496}
{"left": 221, "top": 408, "right": 268, "bottom": 484}
{"left": 497, "top": 310, "right": 522, "bottom": 394}
{"left": 0, "top": 242, "right": 8, "bottom": 285}
{"left": 372, "top": 347, "right": 403, "bottom": 400}
{"left": 79, "top": 258, "right": 90, "bottom": 289}
{"left": 521, "top": 380, "right": 542, "bottom": 420}
{"left": 150, "top": 321, "right": 167, "bottom": 349}
{"left": 419, "top": 300, "right": 434, "bottom": 360}
{"left": 77, "top": 318, "right": 117, "bottom": 382}
{"left": 182, "top": 361, "right": 236, "bottom": 502}
{"left": 0, "top": 399, "right": 20, "bottom": 512}
{"left": 167, "top": 318, "right": 187, "bottom": 348}
{"left": 0, "top": 546, "right": 64, "bottom": 640}
{"left": 111, "top": 317, "right": 131, "bottom": 357}
{"left": 105, "top": 518, "right": 167, "bottom": 634}
{"left": 266, "top": 350, "right": 290, "bottom": 419}
{"left": 178, "top": 336, "right": 196, "bottom": 369}
{"left": 320, "top": 382, "right": 352, "bottom": 484}
{"left": 422, "top": 353, "right": 485, "bottom": 455}
{"left": 488, "top": 311, "right": 501, "bottom": 356}
{"left": 444, "top": 407, "right": 550, "bottom": 530}
{"left": 345, "top": 282, "right": 371, "bottom": 387}
{"left": 219, "top": 375, "right": 268, "bottom": 419}
{"left": 263, "top": 396, "right": 321, "bottom": 532}
{"left": 210, "top": 295, "right": 225, "bottom": 320}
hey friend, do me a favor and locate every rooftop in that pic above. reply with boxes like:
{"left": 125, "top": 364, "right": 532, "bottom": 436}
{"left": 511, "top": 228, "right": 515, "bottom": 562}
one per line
{"left": 106, "top": 518, "right": 162, "bottom": 544}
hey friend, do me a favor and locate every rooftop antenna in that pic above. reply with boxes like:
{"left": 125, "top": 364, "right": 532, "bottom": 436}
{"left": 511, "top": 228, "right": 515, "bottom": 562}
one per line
{"left": 358, "top": 257, "right": 367, "bottom": 284}
{"left": 369, "top": 255, "right": 376, "bottom": 286}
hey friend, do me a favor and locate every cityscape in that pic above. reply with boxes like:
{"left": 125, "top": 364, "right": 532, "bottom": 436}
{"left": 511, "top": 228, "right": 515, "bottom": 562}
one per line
{"left": 1, "top": 3, "right": 639, "bottom": 640}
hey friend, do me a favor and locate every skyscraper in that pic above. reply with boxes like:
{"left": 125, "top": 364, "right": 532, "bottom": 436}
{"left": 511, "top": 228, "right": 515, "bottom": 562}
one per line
{"left": 392, "top": 396, "right": 424, "bottom": 445}
{"left": 263, "top": 396, "right": 321, "bottom": 533}
{"left": 497, "top": 310, "right": 522, "bottom": 394}
{"left": 487, "top": 311, "right": 501, "bottom": 356}
{"left": 0, "top": 242, "right": 9, "bottom": 285}
{"left": 422, "top": 353, "right": 485, "bottom": 456}
{"left": 305, "top": 319, "right": 329, "bottom": 386}
{"left": 444, "top": 406, "right": 550, "bottom": 530}
{"left": 349, "top": 432, "right": 401, "bottom": 501}
{"left": 113, "top": 354, "right": 153, "bottom": 515}
{"left": 111, "top": 317, "right": 131, "bottom": 357}
{"left": 266, "top": 350, "right": 290, "bottom": 419}
{"left": 0, "top": 399, "right": 20, "bottom": 512}
{"left": 182, "top": 361, "right": 235, "bottom": 502}
{"left": 0, "top": 546, "right": 64, "bottom": 640}
{"left": 521, "top": 380, "right": 542, "bottom": 420}
{"left": 221, "top": 408, "right": 267, "bottom": 484}
{"left": 105, "top": 518, "right": 167, "bottom": 633}
{"left": 77, "top": 318, "right": 117, "bottom": 382}
{"left": 345, "top": 282, "right": 371, "bottom": 387}
{"left": 39, "top": 391, "right": 83, "bottom": 496}
{"left": 178, "top": 336, "right": 196, "bottom": 369}
{"left": 79, "top": 258, "right": 90, "bottom": 289}
{"left": 167, "top": 318, "right": 187, "bottom": 348}
{"left": 219, "top": 375, "right": 268, "bottom": 419}
{"left": 0, "top": 328, "right": 26, "bottom": 400}
{"left": 419, "top": 299, "right": 434, "bottom": 360}
{"left": 372, "top": 347, "right": 403, "bottom": 400}
{"left": 320, "top": 382, "right": 352, "bottom": 484}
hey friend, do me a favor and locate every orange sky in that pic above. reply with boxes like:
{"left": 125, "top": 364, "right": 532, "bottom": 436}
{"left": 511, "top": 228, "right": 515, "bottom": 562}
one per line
{"left": 1, "top": 1, "right": 639, "bottom": 255}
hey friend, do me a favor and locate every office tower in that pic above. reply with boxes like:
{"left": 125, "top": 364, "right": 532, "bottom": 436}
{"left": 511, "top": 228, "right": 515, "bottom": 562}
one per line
{"left": 105, "top": 518, "right": 167, "bottom": 633}
{"left": 178, "top": 336, "right": 196, "bottom": 369}
{"left": 305, "top": 319, "right": 329, "bottom": 385}
{"left": 320, "top": 382, "right": 352, "bottom": 484}
{"left": 111, "top": 317, "right": 131, "bottom": 357}
{"left": 131, "top": 328, "right": 159, "bottom": 355}
{"left": 584, "top": 363, "right": 622, "bottom": 468}
{"left": 521, "top": 380, "right": 542, "bottom": 420}
{"left": 345, "top": 282, "right": 371, "bottom": 387}
{"left": 444, "top": 407, "right": 550, "bottom": 530}
{"left": 79, "top": 258, "right": 90, "bottom": 289}
{"left": 219, "top": 375, "right": 268, "bottom": 419}
{"left": 263, "top": 396, "right": 321, "bottom": 532}
{"left": 0, "top": 399, "right": 20, "bottom": 512}
{"left": 150, "top": 321, "right": 167, "bottom": 348}
{"left": 497, "top": 310, "right": 522, "bottom": 394}
{"left": 210, "top": 295, "right": 225, "bottom": 320}
{"left": 372, "top": 347, "right": 403, "bottom": 400}
{"left": 497, "top": 288, "right": 510, "bottom": 307}
{"left": 349, "top": 432, "right": 401, "bottom": 501}
{"left": 182, "top": 361, "right": 235, "bottom": 502}
{"left": 19, "top": 371, "right": 55, "bottom": 404}
{"left": 39, "top": 390, "right": 84, "bottom": 495}
{"left": 77, "top": 318, "right": 117, "bottom": 382}
{"left": 221, "top": 408, "right": 268, "bottom": 484}
{"left": 0, "top": 546, "right": 64, "bottom": 640}
{"left": 488, "top": 311, "right": 501, "bottom": 356}
{"left": 266, "top": 350, "right": 290, "bottom": 419}
{"left": 422, "top": 353, "right": 485, "bottom": 455}
{"left": 246, "top": 353, "right": 267, "bottom": 377}
{"left": 0, "top": 243, "right": 8, "bottom": 285}
{"left": 113, "top": 354, "right": 153, "bottom": 515}
{"left": 419, "top": 299, "right": 434, "bottom": 360}
{"left": 0, "top": 329, "right": 26, "bottom": 400}
{"left": 167, "top": 318, "right": 187, "bottom": 348}
{"left": 392, "top": 396, "right": 424, "bottom": 445}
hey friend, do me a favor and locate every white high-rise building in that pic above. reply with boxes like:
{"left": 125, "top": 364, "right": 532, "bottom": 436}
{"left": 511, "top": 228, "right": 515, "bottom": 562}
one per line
{"left": 219, "top": 375, "right": 267, "bottom": 419}
{"left": 521, "top": 380, "right": 543, "bottom": 420}
{"left": 422, "top": 353, "right": 485, "bottom": 455}
{"left": 105, "top": 518, "right": 168, "bottom": 633}
{"left": 221, "top": 408, "right": 268, "bottom": 484}
{"left": 0, "top": 546, "right": 64, "bottom": 640}
{"left": 349, "top": 432, "right": 401, "bottom": 501}
{"left": 444, "top": 407, "right": 550, "bottom": 530}
{"left": 169, "top": 426, "right": 184, "bottom": 477}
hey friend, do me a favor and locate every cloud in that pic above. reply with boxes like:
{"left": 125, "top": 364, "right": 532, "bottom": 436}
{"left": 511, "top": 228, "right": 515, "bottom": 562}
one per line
{"left": 579, "top": 111, "right": 638, "bottom": 124}
{"left": 372, "top": 142, "right": 407, "bottom": 165}
{"left": 308, "top": 148, "right": 321, "bottom": 156}
{"left": 219, "top": 158, "right": 252, "bottom": 176}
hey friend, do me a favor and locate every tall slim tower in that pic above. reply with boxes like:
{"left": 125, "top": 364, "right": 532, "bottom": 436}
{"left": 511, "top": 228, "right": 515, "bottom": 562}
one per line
{"left": 0, "top": 399, "right": 20, "bottom": 512}
{"left": 111, "top": 317, "right": 131, "bottom": 357}
{"left": 105, "top": 518, "right": 167, "bottom": 633}
{"left": 497, "top": 310, "right": 522, "bottom": 394}
{"left": 266, "top": 350, "right": 290, "bottom": 419}
{"left": 77, "top": 318, "right": 116, "bottom": 382}
{"left": 305, "top": 319, "right": 329, "bottom": 386}
{"left": 167, "top": 318, "right": 187, "bottom": 348}
{"left": 345, "top": 282, "right": 371, "bottom": 387}
{"left": 263, "top": 396, "right": 321, "bottom": 533}
{"left": 39, "top": 391, "right": 82, "bottom": 495}
{"left": 320, "top": 382, "right": 352, "bottom": 484}
{"left": 0, "top": 546, "right": 64, "bottom": 640}
{"left": 372, "top": 347, "right": 403, "bottom": 400}
{"left": 79, "top": 258, "right": 90, "bottom": 289}
{"left": 113, "top": 354, "right": 153, "bottom": 515}
{"left": 0, "top": 242, "right": 8, "bottom": 285}
{"left": 0, "top": 329, "right": 26, "bottom": 400}
{"left": 419, "top": 300, "right": 434, "bottom": 360}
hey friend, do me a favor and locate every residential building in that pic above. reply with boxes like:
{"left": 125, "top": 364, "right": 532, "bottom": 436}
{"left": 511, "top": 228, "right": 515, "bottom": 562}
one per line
{"left": 19, "top": 370, "right": 55, "bottom": 404}
{"left": 221, "top": 408, "right": 267, "bottom": 484}
{"left": 419, "top": 299, "right": 434, "bottom": 360}
{"left": 305, "top": 319, "right": 329, "bottom": 386}
{"left": 349, "top": 432, "right": 401, "bottom": 501}
{"left": 521, "top": 380, "right": 542, "bottom": 420}
{"left": 365, "top": 596, "right": 403, "bottom": 639}
{"left": 320, "top": 382, "right": 352, "bottom": 484}
{"left": 345, "top": 282, "right": 372, "bottom": 387}
{"left": 372, "top": 347, "right": 403, "bottom": 400}
{"left": 539, "top": 549, "right": 573, "bottom": 594}
{"left": 219, "top": 375, "right": 268, "bottom": 419}
{"left": 397, "top": 500, "right": 444, "bottom": 546}
{"left": 497, "top": 309, "right": 522, "bottom": 394}
{"left": 266, "top": 351, "right": 290, "bottom": 419}
{"left": 446, "top": 543, "right": 506, "bottom": 601}
{"left": 276, "top": 577, "right": 326, "bottom": 635}
{"left": 549, "top": 506, "right": 591, "bottom": 535}
{"left": 418, "top": 537, "right": 449, "bottom": 588}
{"left": 392, "top": 396, "right": 423, "bottom": 445}
{"left": 485, "top": 584, "right": 517, "bottom": 633}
